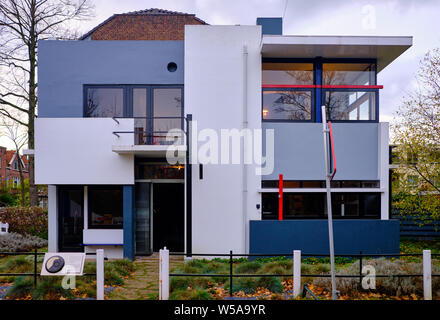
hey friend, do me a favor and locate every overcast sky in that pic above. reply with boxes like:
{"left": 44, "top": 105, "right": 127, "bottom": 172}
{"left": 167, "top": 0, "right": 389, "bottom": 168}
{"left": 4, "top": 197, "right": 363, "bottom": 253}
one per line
{"left": 3, "top": 0, "right": 440, "bottom": 150}
{"left": 77, "top": 0, "right": 440, "bottom": 123}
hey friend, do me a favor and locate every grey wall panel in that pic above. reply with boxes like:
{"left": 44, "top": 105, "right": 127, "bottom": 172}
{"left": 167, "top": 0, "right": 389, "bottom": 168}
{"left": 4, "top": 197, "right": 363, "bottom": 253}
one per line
{"left": 38, "top": 40, "right": 184, "bottom": 117}
{"left": 262, "top": 122, "right": 378, "bottom": 181}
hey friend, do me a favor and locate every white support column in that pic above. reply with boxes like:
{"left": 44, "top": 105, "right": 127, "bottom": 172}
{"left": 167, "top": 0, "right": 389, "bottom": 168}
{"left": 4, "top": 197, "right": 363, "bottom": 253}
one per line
{"left": 159, "top": 247, "right": 169, "bottom": 300}
{"left": 378, "top": 122, "right": 390, "bottom": 220}
{"left": 293, "top": 250, "right": 301, "bottom": 297}
{"left": 96, "top": 249, "right": 104, "bottom": 300}
{"left": 423, "top": 250, "right": 432, "bottom": 300}
{"left": 48, "top": 185, "right": 58, "bottom": 252}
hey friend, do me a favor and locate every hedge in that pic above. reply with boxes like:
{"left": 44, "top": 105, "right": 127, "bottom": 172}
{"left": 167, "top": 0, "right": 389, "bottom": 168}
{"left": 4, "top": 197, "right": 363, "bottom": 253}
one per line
{"left": 0, "top": 207, "right": 48, "bottom": 239}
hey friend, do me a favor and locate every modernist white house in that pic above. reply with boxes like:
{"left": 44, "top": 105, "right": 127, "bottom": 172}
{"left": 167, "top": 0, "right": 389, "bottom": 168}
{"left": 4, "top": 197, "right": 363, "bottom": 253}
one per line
{"left": 35, "top": 9, "right": 412, "bottom": 259}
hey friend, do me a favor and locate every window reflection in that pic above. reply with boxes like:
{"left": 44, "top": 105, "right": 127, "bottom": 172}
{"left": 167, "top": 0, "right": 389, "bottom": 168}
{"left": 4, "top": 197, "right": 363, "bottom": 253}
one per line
{"left": 153, "top": 88, "right": 182, "bottom": 145}
{"left": 133, "top": 88, "right": 148, "bottom": 145}
{"left": 85, "top": 88, "right": 123, "bottom": 117}
{"left": 325, "top": 91, "right": 376, "bottom": 120}
{"left": 262, "top": 63, "right": 313, "bottom": 85}
{"left": 263, "top": 90, "right": 312, "bottom": 120}
{"left": 323, "top": 63, "right": 376, "bottom": 86}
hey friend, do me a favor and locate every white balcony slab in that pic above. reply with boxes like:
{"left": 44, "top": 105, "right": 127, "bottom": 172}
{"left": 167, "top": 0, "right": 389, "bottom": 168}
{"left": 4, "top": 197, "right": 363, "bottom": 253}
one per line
{"left": 112, "top": 144, "right": 187, "bottom": 157}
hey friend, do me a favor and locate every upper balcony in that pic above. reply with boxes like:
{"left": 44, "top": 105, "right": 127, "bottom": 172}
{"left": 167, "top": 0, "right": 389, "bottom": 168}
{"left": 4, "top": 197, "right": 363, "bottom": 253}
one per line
{"left": 111, "top": 116, "right": 187, "bottom": 157}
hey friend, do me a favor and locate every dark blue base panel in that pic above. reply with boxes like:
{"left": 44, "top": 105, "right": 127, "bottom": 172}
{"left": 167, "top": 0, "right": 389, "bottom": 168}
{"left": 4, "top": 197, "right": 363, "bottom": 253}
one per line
{"left": 250, "top": 220, "right": 400, "bottom": 255}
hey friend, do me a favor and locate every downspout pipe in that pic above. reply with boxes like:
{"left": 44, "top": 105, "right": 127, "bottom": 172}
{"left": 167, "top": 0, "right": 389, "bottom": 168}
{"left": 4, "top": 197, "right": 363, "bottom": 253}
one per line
{"left": 242, "top": 44, "right": 248, "bottom": 253}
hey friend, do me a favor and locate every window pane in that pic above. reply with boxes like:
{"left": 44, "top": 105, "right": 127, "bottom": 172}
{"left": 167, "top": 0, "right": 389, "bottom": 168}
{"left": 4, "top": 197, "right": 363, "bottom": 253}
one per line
{"left": 262, "top": 193, "right": 278, "bottom": 219}
{"left": 153, "top": 88, "right": 182, "bottom": 145}
{"left": 263, "top": 90, "right": 312, "bottom": 120}
{"left": 133, "top": 88, "right": 148, "bottom": 145}
{"left": 325, "top": 91, "right": 376, "bottom": 120}
{"left": 262, "top": 63, "right": 313, "bottom": 85}
{"left": 89, "top": 186, "right": 123, "bottom": 228}
{"left": 135, "top": 164, "right": 184, "bottom": 180}
{"left": 85, "top": 88, "right": 123, "bottom": 117}
{"left": 323, "top": 63, "right": 376, "bottom": 85}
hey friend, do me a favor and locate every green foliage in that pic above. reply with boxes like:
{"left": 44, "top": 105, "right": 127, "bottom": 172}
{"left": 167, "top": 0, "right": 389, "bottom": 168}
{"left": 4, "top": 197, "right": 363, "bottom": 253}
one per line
{"left": 169, "top": 288, "right": 212, "bottom": 300}
{"left": 0, "top": 192, "right": 18, "bottom": 207}
{"left": 32, "top": 277, "right": 73, "bottom": 300}
{"left": 257, "top": 277, "right": 283, "bottom": 293}
{"left": 0, "top": 206, "right": 48, "bottom": 239}
{"left": 312, "top": 257, "right": 440, "bottom": 297}
{"left": 0, "top": 232, "right": 47, "bottom": 252}
{"left": 6, "top": 276, "right": 33, "bottom": 299}
{"left": 225, "top": 277, "right": 259, "bottom": 294}
{"left": 234, "top": 261, "right": 262, "bottom": 274}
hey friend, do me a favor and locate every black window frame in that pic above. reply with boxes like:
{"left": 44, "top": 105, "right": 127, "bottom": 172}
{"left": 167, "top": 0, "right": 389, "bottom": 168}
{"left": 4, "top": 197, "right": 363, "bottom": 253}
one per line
{"left": 87, "top": 185, "right": 124, "bottom": 230}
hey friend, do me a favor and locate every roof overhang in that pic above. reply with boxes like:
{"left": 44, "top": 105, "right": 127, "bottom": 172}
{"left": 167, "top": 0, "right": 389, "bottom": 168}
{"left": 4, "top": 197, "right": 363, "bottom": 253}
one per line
{"left": 261, "top": 35, "right": 413, "bottom": 72}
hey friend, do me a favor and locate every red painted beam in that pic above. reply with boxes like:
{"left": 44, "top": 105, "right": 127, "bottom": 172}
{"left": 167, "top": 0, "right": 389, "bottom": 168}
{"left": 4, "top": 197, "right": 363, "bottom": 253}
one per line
{"left": 278, "top": 174, "right": 283, "bottom": 221}
{"left": 262, "top": 84, "right": 383, "bottom": 89}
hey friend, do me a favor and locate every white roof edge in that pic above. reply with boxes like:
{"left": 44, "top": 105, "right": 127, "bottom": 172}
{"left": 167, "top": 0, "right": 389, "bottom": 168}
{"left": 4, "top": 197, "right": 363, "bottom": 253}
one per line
{"left": 262, "top": 35, "right": 413, "bottom": 46}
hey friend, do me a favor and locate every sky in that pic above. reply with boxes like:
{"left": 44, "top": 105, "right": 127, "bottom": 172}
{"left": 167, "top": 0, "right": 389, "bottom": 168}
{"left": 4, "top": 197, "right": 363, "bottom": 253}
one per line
{"left": 3, "top": 0, "right": 440, "bottom": 149}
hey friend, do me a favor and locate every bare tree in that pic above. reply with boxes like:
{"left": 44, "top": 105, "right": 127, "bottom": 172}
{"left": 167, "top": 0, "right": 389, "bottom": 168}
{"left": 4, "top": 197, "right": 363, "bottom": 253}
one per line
{"left": 1, "top": 116, "right": 28, "bottom": 205}
{"left": 0, "top": 0, "right": 94, "bottom": 206}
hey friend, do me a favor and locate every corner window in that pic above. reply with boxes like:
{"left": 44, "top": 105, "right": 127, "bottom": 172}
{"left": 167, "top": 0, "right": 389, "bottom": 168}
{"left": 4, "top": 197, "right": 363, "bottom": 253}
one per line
{"left": 323, "top": 63, "right": 376, "bottom": 86}
{"left": 324, "top": 90, "right": 376, "bottom": 121}
{"left": 263, "top": 62, "right": 313, "bottom": 85}
{"left": 263, "top": 89, "right": 312, "bottom": 121}
{"left": 85, "top": 87, "right": 124, "bottom": 117}
{"left": 88, "top": 186, "right": 123, "bottom": 229}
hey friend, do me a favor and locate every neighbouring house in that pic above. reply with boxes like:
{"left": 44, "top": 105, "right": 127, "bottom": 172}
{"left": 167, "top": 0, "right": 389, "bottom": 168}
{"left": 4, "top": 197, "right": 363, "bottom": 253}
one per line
{"left": 0, "top": 146, "right": 29, "bottom": 188}
{"left": 34, "top": 9, "right": 412, "bottom": 259}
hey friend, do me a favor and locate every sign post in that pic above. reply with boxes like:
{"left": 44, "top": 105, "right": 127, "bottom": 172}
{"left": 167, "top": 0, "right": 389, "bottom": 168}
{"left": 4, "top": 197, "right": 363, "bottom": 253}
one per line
{"left": 321, "top": 105, "right": 338, "bottom": 300}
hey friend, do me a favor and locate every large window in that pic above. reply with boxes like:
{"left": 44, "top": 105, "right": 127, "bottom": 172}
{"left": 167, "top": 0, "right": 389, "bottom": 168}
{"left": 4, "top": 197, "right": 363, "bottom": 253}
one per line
{"left": 85, "top": 87, "right": 124, "bottom": 117}
{"left": 262, "top": 62, "right": 313, "bottom": 85}
{"left": 323, "top": 63, "right": 376, "bottom": 86}
{"left": 262, "top": 192, "right": 380, "bottom": 219}
{"left": 324, "top": 90, "right": 377, "bottom": 121}
{"left": 263, "top": 89, "right": 312, "bottom": 121}
{"left": 88, "top": 186, "right": 123, "bottom": 229}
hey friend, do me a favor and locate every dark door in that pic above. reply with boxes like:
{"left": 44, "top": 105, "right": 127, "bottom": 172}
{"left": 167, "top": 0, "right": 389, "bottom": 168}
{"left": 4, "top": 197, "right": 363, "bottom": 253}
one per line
{"left": 153, "top": 183, "right": 184, "bottom": 252}
{"left": 58, "top": 186, "right": 84, "bottom": 252}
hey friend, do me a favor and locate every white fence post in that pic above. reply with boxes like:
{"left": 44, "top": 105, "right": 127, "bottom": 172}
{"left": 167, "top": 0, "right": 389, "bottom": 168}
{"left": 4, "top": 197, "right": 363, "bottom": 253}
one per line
{"left": 423, "top": 249, "right": 432, "bottom": 300}
{"left": 96, "top": 249, "right": 104, "bottom": 300}
{"left": 159, "top": 247, "right": 169, "bottom": 300}
{"left": 293, "top": 250, "right": 301, "bottom": 297}
{"left": 0, "top": 222, "right": 8, "bottom": 234}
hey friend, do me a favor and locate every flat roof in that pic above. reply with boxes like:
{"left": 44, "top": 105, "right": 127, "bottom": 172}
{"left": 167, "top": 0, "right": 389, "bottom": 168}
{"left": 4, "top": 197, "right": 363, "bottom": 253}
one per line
{"left": 261, "top": 35, "right": 413, "bottom": 71}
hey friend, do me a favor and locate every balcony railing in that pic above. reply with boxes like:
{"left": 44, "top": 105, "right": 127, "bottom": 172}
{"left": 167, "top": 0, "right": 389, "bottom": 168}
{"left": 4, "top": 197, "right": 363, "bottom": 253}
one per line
{"left": 112, "top": 116, "right": 186, "bottom": 146}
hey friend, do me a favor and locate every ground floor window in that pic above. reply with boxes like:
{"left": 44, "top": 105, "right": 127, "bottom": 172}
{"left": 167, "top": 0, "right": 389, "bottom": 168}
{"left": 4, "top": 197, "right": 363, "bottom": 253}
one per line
{"left": 262, "top": 192, "right": 380, "bottom": 219}
{"left": 88, "top": 186, "right": 123, "bottom": 228}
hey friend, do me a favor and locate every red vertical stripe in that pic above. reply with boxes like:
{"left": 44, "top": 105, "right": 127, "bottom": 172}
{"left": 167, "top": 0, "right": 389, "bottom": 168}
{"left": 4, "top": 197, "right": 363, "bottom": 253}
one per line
{"left": 279, "top": 174, "right": 283, "bottom": 221}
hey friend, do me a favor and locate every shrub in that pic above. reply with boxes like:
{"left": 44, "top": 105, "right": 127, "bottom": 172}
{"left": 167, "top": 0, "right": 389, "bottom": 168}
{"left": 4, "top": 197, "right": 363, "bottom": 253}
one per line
{"left": 32, "top": 277, "right": 73, "bottom": 300}
{"left": 257, "top": 277, "right": 283, "bottom": 293}
{"left": 312, "top": 258, "right": 440, "bottom": 297}
{"left": 0, "top": 193, "right": 18, "bottom": 207}
{"left": 6, "top": 276, "right": 33, "bottom": 299}
{"left": 0, "top": 207, "right": 47, "bottom": 239}
{"left": 234, "top": 261, "right": 262, "bottom": 274}
{"left": 0, "top": 232, "right": 47, "bottom": 252}
{"left": 226, "top": 277, "right": 259, "bottom": 294}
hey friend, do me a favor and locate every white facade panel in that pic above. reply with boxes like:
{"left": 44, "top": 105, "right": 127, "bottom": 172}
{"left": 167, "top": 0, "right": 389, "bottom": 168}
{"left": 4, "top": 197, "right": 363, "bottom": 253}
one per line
{"left": 185, "top": 25, "right": 262, "bottom": 254}
{"left": 35, "top": 118, "right": 134, "bottom": 185}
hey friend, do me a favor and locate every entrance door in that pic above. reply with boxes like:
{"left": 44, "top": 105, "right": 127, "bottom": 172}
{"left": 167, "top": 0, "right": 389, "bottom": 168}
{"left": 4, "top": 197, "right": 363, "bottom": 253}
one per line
{"left": 153, "top": 183, "right": 184, "bottom": 252}
{"left": 58, "top": 186, "right": 84, "bottom": 252}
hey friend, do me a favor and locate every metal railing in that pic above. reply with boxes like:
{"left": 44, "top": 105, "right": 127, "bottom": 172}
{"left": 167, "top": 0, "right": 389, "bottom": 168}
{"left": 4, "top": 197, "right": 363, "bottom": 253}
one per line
{"left": 160, "top": 250, "right": 440, "bottom": 300}
{"left": 111, "top": 116, "right": 187, "bottom": 146}
{"left": 0, "top": 250, "right": 106, "bottom": 287}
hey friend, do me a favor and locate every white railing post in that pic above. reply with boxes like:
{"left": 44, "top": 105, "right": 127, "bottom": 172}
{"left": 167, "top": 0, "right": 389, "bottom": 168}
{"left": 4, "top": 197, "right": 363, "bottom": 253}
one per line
{"left": 293, "top": 250, "right": 301, "bottom": 297}
{"left": 423, "top": 249, "right": 432, "bottom": 300}
{"left": 159, "top": 247, "right": 169, "bottom": 300}
{"left": 96, "top": 249, "right": 104, "bottom": 300}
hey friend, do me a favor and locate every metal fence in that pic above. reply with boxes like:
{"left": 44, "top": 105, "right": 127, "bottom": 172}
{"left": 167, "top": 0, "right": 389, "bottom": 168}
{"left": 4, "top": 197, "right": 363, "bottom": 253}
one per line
{"left": 159, "top": 249, "right": 440, "bottom": 300}
{"left": 0, "top": 250, "right": 103, "bottom": 287}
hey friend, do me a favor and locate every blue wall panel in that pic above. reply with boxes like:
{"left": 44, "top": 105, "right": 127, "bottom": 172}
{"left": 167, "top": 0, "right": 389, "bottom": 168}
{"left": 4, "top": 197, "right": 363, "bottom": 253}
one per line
{"left": 38, "top": 40, "right": 184, "bottom": 117}
{"left": 123, "top": 185, "right": 135, "bottom": 260}
{"left": 250, "top": 220, "right": 399, "bottom": 255}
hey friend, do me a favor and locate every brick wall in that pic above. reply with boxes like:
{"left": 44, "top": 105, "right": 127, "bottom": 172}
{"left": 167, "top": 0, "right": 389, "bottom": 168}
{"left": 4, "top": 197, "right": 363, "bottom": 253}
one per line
{"left": 90, "top": 15, "right": 206, "bottom": 40}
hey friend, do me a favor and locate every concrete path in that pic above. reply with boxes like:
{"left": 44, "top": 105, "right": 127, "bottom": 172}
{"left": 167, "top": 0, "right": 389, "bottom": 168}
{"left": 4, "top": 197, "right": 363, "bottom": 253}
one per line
{"left": 107, "top": 253, "right": 184, "bottom": 300}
